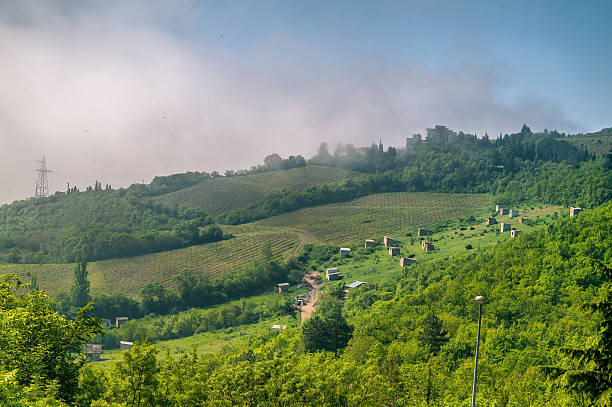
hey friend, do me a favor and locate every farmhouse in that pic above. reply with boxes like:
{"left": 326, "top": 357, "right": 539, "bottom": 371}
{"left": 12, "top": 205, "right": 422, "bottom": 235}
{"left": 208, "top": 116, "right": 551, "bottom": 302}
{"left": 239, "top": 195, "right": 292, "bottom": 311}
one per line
{"left": 388, "top": 246, "right": 400, "bottom": 256}
{"left": 570, "top": 207, "right": 583, "bottom": 217}
{"left": 486, "top": 217, "right": 497, "bottom": 226}
{"left": 346, "top": 281, "right": 368, "bottom": 289}
{"left": 277, "top": 283, "right": 289, "bottom": 293}
{"left": 340, "top": 248, "right": 351, "bottom": 257}
{"left": 115, "top": 317, "right": 129, "bottom": 328}
{"left": 326, "top": 268, "right": 341, "bottom": 281}
{"left": 509, "top": 209, "right": 519, "bottom": 218}
{"left": 364, "top": 239, "right": 375, "bottom": 248}
{"left": 499, "top": 208, "right": 509, "bottom": 215}
{"left": 384, "top": 236, "right": 395, "bottom": 247}
{"left": 422, "top": 242, "right": 435, "bottom": 251}
{"left": 271, "top": 325, "right": 287, "bottom": 330}
{"left": 417, "top": 228, "right": 428, "bottom": 237}
{"left": 500, "top": 223, "right": 511, "bottom": 232}
{"left": 84, "top": 344, "right": 102, "bottom": 362}
{"left": 120, "top": 341, "right": 133, "bottom": 351}
{"left": 495, "top": 204, "right": 503, "bottom": 212}
{"left": 510, "top": 229, "right": 521, "bottom": 238}
{"left": 400, "top": 257, "right": 417, "bottom": 267}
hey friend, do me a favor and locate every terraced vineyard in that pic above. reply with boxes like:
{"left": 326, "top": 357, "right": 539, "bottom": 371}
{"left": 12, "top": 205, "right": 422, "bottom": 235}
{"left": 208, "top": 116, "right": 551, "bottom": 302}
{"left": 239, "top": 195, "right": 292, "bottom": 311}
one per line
{"left": 257, "top": 192, "right": 492, "bottom": 245}
{"left": 154, "top": 166, "right": 364, "bottom": 216}
{"left": 0, "top": 231, "right": 299, "bottom": 297}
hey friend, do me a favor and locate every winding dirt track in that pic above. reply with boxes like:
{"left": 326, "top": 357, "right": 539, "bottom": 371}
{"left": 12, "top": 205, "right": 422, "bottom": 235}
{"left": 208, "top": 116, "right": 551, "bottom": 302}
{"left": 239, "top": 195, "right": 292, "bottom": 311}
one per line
{"left": 298, "top": 271, "right": 322, "bottom": 323}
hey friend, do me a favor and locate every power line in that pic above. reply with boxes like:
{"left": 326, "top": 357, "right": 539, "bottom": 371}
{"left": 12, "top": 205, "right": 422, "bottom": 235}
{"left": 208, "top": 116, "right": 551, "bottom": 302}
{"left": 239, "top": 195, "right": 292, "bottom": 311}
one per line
{"left": 35, "top": 156, "right": 52, "bottom": 198}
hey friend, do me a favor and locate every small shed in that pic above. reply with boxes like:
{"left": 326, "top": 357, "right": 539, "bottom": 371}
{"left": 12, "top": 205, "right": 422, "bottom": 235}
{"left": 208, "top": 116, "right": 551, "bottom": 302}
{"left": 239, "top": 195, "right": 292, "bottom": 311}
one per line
{"left": 115, "top": 317, "right": 129, "bottom": 328}
{"left": 388, "top": 246, "right": 400, "bottom": 256}
{"left": 120, "top": 341, "right": 133, "bottom": 351}
{"left": 346, "top": 281, "right": 368, "bottom": 289}
{"left": 499, "top": 208, "right": 509, "bottom": 215}
{"left": 417, "top": 228, "right": 428, "bottom": 237}
{"left": 364, "top": 239, "right": 375, "bottom": 248}
{"left": 326, "top": 268, "right": 341, "bottom": 281}
{"left": 422, "top": 242, "right": 435, "bottom": 251}
{"left": 271, "top": 324, "right": 287, "bottom": 331}
{"left": 509, "top": 209, "right": 519, "bottom": 218}
{"left": 277, "top": 283, "right": 290, "bottom": 293}
{"left": 84, "top": 344, "right": 102, "bottom": 362}
{"left": 570, "top": 207, "right": 583, "bottom": 217}
{"left": 340, "top": 248, "right": 351, "bottom": 257}
{"left": 102, "top": 319, "right": 112, "bottom": 329}
{"left": 486, "top": 217, "right": 497, "bottom": 226}
{"left": 495, "top": 204, "right": 503, "bottom": 212}
{"left": 500, "top": 223, "right": 511, "bottom": 232}
{"left": 384, "top": 236, "right": 395, "bottom": 247}
{"left": 510, "top": 229, "right": 521, "bottom": 238}
{"left": 400, "top": 257, "right": 417, "bottom": 267}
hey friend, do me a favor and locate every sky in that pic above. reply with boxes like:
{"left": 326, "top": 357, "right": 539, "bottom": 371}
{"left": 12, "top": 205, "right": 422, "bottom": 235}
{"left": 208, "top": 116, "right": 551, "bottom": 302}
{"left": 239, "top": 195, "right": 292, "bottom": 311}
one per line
{"left": 0, "top": 0, "right": 611, "bottom": 204}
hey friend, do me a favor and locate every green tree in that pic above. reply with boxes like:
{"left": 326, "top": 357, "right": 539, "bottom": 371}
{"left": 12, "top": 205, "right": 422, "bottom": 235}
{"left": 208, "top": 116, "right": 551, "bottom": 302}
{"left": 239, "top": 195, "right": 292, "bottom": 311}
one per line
{"left": 104, "top": 340, "right": 160, "bottom": 407}
{"left": 417, "top": 313, "right": 448, "bottom": 356}
{"left": 547, "top": 260, "right": 612, "bottom": 406}
{"left": 71, "top": 251, "right": 91, "bottom": 308}
{"left": 302, "top": 297, "right": 353, "bottom": 357}
{"left": 0, "top": 274, "right": 102, "bottom": 403}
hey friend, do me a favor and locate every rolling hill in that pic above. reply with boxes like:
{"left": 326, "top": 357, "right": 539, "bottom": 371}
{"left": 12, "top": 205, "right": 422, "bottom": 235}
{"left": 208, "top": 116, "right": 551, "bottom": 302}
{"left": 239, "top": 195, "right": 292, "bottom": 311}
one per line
{"left": 153, "top": 165, "right": 365, "bottom": 216}
{"left": 257, "top": 192, "right": 492, "bottom": 245}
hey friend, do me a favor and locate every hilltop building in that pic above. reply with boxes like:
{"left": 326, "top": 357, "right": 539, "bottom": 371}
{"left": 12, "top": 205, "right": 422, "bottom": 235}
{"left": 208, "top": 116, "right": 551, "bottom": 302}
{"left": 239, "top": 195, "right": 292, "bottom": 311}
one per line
{"left": 326, "top": 268, "right": 341, "bottom": 281}
{"left": 120, "top": 341, "right": 133, "bottom": 351}
{"left": 426, "top": 125, "right": 458, "bottom": 142}
{"left": 501, "top": 223, "right": 511, "bottom": 232}
{"left": 115, "top": 317, "right": 128, "bottom": 328}
{"left": 340, "top": 248, "right": 351, "bottom": 257}
{"left": 486, "top": 217, "right": 497, "bottom": 226}
{"left": 364, "top": 239, "right": 375, "bottom": 248}
{"left": 417, "top": 228, "right": 428, "bottom": 237}
{"left": 405, "top": 134, "right": 423, "bottom": 149}
{"left": 509, "top": 210, "right": 519, "bottom": 218}
{"left": 510, "top": 229, "right": 521, "bottom": 238}
{"left": 277, "top": 283, "right": 289, "bottom": 293}
{"left": 422, "top": 241, "right": 435, "bottom": 251}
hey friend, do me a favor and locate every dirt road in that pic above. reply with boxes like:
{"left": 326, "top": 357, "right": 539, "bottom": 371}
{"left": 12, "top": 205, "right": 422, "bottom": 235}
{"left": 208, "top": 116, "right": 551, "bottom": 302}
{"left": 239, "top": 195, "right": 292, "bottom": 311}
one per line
{"left": 298, "top": 271, "right": 322, "bottom": 323}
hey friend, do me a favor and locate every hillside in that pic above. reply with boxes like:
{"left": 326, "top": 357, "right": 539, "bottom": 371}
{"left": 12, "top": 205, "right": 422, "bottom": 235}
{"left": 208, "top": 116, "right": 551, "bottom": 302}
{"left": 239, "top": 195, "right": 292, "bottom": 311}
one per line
{"left": 0, "top": 230, "right": 299, "bottom": 297}
{"left": 258, "top": 192, "right": 492, "bottom": 244}
{"left": 153, "top": 165, "right": 365, "bottom": 216}
{"left": 557, "top": 127, "right": 612, "bottom": 155}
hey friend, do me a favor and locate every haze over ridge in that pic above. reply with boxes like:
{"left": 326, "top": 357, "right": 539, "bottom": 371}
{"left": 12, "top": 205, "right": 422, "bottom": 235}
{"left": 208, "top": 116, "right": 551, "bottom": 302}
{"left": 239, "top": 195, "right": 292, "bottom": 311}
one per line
{"left": 1, "top": 1, "right": 610, "bottom": 204}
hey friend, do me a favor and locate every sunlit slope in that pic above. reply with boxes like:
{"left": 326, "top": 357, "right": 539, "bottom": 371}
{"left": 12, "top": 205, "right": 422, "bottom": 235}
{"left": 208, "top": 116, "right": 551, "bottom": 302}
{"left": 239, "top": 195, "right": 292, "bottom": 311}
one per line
{"left": 257, "top": 192, "right": 492, "bottom": 245}
{"left": 0, "top": 231, "right": 299, "bottom": 297}
{"left": 153, "top": 166, "right": 364, "bottom": 216}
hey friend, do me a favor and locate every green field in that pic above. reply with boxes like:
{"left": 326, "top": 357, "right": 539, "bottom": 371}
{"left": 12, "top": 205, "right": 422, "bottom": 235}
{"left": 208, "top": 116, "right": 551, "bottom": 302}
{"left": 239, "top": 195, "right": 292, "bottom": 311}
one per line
{"left": 154, "top": 165, "right": 364, "bottom": 216}
{"left": 0, "top": 231, "right": 299, "bottom": 297}
{"left": 257, "top": 192, "right": 492, "bottom": 245}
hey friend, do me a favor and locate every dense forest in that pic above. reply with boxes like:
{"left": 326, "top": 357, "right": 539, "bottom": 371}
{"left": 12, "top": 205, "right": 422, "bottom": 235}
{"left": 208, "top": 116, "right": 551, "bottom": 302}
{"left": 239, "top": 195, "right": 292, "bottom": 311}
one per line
{"left": 2, "top": 203, "right": 610, "bottom": 406}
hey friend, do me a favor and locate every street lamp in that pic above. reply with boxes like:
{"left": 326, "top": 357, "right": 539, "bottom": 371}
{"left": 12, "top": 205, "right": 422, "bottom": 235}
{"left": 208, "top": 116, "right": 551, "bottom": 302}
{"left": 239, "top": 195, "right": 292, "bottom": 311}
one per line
{"left": 471, "top": 295, "right": 485, "bottom": 407}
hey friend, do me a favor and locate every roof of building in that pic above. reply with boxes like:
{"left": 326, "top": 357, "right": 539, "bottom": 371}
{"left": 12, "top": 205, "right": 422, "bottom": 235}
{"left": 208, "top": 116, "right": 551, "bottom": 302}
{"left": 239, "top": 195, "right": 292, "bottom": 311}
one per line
{"left": 271, "top": 324, "right": 287, "bottom": 330}
{"left": 84, "top": 344, "right": 103, "bottom": 354}
{"left": 346, "top": 281, "right": 368, "bottom": 289}
{"left": 340, "top": 247, "right": 351, "bottom": 251}
{"left": 277, "top": 283, "right": 290, "bottom": 286}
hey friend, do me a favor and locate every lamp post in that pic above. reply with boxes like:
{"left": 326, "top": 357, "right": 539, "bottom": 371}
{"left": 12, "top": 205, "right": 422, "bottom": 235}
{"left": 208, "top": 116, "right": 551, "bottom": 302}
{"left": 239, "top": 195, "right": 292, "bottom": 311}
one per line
{"left": 471, "top": 295, "right": 485, "bottom": 407}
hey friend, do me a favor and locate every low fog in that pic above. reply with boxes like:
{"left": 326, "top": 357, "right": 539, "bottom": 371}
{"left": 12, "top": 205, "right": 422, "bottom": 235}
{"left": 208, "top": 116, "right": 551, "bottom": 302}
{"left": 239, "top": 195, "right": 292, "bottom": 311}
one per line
{"left": 0, "top": 2, "right": 580, "bottom": 204}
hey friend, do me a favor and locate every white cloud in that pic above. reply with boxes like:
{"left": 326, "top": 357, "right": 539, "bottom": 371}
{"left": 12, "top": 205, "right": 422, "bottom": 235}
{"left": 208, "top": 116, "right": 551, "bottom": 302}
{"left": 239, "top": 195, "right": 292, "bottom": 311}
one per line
{"left": 0, "top": 2, "right": 578, "bottom": 204}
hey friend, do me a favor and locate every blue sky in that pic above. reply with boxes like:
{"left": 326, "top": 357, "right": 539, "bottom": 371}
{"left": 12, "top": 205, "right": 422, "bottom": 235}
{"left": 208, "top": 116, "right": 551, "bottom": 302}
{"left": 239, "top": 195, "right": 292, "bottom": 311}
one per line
{"left": 0, "top": 0, "right": 610, "bottom": 203}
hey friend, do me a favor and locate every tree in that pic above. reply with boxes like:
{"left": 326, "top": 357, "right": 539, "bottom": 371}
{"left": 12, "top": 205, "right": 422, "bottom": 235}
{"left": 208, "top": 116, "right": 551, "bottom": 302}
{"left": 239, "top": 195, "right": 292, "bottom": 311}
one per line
{"left": 417, "top": 313, "right": 448, "bottom": 356}
{"left": 104, "top": 340, "right": 160, "bottom": 407}
{"left": 547, "top": 259, "right": 612, "bottom": 405}
{"left": 0, "top": 274, "right": 102, "bottom": 403}
{"left": 71, "top": 251, "right": 91, "bottom": 309}
{"left": 302, "top": 297, "right": 353, "bottom": 357}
